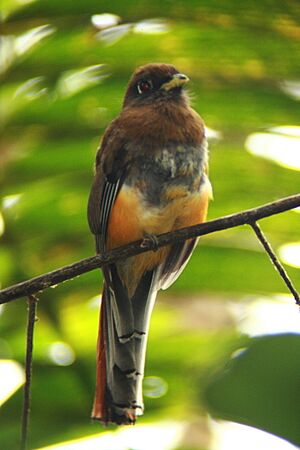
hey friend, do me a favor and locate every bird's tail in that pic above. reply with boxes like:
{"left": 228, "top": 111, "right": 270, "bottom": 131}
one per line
{"left": 92, "top": 267, "right": 157, "bottom": 425}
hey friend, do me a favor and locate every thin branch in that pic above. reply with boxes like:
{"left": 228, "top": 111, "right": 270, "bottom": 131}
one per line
{"left": 250, "top": 222, "right": 300, "bottom": 306}
{"left": 20, "top": 295, "right": 38, "bottom": 450}
{"left": 0, "top": 193, "right": 299, "bottom": 305}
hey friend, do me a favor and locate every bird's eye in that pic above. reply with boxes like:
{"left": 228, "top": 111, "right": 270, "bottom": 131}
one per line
{"left": 137, "top": 80, "right": 153, "bottom": 94}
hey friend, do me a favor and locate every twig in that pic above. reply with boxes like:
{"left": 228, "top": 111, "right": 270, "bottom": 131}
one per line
{"left": 0, "top": 193, "right": 299, "bottom": 304}
{"left": 20, "top": 295, "right": 38, "bottom": 450}
{"left": 250, "top": 222, "right": 300, "bottom": 306}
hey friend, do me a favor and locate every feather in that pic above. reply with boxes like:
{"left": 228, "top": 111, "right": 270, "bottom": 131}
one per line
{"left": 92, "top": 268, "right": 158, "bottom": 424}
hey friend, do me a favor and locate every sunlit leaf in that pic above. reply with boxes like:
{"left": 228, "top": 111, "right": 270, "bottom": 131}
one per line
{"left": 133, "top": 18, "right": 170, "bottom": 35}
{"left": 279, "top": 242, "right": 300, "bottom": 268}
{"left": 204, "top": 334, "right": 300, "bottom": 446}
{"left": 1, "top": 1, "right": 300, "bottom": 449}
{"left": 91, "top": 13, "right": 121, "bottom": 29}
{"left": 14, "top": 76, "right": 48, "bottom": 100}
{"left": 245, "top": 127, "right": 300, "bottom": 171}
{"left": 280, "top": 80, "right": 300, "bottom": 100}
{"left": 95, "top": 23, "right": 132, "bottom": 45}
{"left": 0, "top": 25, "right": 56, "bottom": 74}
{"left": 0, "top": 360, "right": 24, "bottom": 406}
{"left": 56, "top": 65, "right": 108, "bottom": 98}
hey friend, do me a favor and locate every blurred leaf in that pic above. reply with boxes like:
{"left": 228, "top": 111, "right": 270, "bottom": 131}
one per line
{"left": 1, "top": 0, "right": 300, "bottom": 448}
{"left": 0, "top": 24, "right": 56, "bottom": 75}
{"left": 56, "top": 64, "right": 108, "bottom": 98}
{"left": 203, "top": 333, "right": 300, "bottom": 446}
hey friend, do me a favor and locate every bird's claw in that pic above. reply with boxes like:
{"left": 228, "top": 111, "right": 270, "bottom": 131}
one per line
{"left": 141, "top": 233, "right": 159, "bottom": 251}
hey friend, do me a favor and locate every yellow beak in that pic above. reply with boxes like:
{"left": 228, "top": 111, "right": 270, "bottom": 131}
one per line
{"left": 161, "top": 73, "right": 189, "bottom": 91}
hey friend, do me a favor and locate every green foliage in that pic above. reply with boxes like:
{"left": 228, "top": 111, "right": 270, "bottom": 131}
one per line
{"left": 204, "top": 334, "right": 300, "bottom": 446}
{"left": 0, "top": 0, "right": 299, "bottom": 449}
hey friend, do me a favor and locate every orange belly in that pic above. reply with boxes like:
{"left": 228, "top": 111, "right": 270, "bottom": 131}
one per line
{"left": 106, "top": 180, "right": 211, "bottom": 290}
{"left": 107, "top": 182, "right": 210, "bottom": 247}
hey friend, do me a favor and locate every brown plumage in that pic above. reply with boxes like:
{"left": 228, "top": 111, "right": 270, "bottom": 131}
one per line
{"left": 88, "top": 63, "right": 212, "bottom": 425}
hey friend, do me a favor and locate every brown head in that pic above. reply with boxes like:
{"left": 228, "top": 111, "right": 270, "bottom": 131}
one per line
{"left": 123, "top": 63, "right": 189, "bottom": 108}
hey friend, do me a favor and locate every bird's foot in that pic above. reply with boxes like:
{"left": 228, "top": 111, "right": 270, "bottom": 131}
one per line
{"left": 141, "top": 233, "right": 159, "bottom": 251}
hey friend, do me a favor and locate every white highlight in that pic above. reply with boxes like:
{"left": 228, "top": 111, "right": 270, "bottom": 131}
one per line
{"left": 143, "top": 376, "right": 168, "bottom": 398}
{"left": 0, "top": 212, "right": 5, "bottom": 237}
{"left": 245, "top": 126, "right": 300, "bottom": 171}
{"left": 280, "top": 80, "right": 300, "bottom": 100}
{"left": 133, "top": 19, "right": 170, "bottom": 35}
{"left": 205, "top": 126, "right": 223, "bottom": 140}
{"left": 231, "top": 295, "right": 300, "bottom": 337}
{"left": 96, "top": 24, "right": 132, "bottom": 46}
{"left": 279, "top": 242, "right": 300, "bottom": 268}
{"left": 91, "top": 14, "right": 120, "bottom": 29}
{"left": 210, "top": 421, "right": 298, "bottom": 450}
{"left": 14, "top": 77, "right": 47, "bottom": 100}
{"left": 0, "top": 360, "right": 25, "bottom": 406}
{"left": 57, "top": 65, "right": 107, "bottom": 97}
{"left": 15, "top": 25, "right": 56, "bottom": 56}
{"left": 37, "top": 422, "right": 185, "bottom": 450}
{"left": 48, "top": 342, "right": 75, "bottom": 366}
{"left": 2, "top": 194, "right": 22, "bottom": 209}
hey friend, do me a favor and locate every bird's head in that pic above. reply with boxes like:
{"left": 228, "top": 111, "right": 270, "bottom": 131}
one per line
{"left": 123, "top": 63, "right": 189, "bottom": 108}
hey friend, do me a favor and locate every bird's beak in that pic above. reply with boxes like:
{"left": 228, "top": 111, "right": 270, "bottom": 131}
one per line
{"left": 161, "top": 73, "right": 189, "bottom": 91}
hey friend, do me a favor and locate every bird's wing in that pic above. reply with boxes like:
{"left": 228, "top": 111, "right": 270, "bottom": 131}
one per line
{"left": 88, "top": 174, "right": 122, "bottom": 253}
{"left": 87, "top": 122, "right": 128, "bottom": 253}
{"left": 157, "top": 239, "right": 198, "bottom": 290}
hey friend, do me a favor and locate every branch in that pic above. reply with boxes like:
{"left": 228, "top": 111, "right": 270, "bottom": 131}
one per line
{"left": 20, "top": 295, "right": 38, "bottom": 450}
{"left": 0, "top": 193, "right": 299, "bottom": 305}
{"left": 250, "top": 222, "right": 300, "bottom": 304}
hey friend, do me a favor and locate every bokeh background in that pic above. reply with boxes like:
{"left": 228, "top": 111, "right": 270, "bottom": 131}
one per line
{"left": 1, "top": 1, "right": 300, "bottom": 449}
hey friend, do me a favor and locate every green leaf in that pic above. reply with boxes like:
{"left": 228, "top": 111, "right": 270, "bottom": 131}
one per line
{"left": 203, "top": 333, "right": 300, "bottom": 446}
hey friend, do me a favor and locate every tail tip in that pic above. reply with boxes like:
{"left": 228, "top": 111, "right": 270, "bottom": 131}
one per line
{"left": 91, "top": 405, "right": 143, "bottom": 425}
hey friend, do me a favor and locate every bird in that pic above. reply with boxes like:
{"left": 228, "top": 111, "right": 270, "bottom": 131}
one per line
{"left": 87, "top": 63, "right": 212, "bottom": 425}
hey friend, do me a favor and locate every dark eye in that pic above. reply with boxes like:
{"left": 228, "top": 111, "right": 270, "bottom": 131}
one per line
{"left": 137, "top": 79, "right": 153, "bottom": 94}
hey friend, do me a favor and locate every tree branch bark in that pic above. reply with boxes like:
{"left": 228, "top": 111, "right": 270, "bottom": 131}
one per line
{"left": 250, "top": 222, "right": 300, "bottom": 305}
{"left": 20, "top": 295, "right": 38, "bottom": 450}
{"left": 0, "top": 193, "right": 299, "bottom": 305}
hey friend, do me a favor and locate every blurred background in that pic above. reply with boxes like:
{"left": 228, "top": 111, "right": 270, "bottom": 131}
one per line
{"left": 0, "top": 1, "right": 300, "bottom": 449}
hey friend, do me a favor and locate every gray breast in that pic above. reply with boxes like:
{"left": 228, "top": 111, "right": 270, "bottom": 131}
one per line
{"left": 126, "top": 142, "right": 208, "bottom": 205}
